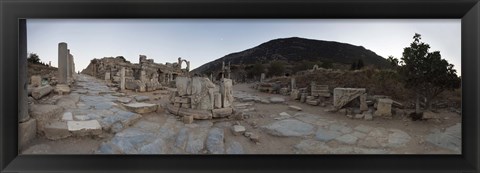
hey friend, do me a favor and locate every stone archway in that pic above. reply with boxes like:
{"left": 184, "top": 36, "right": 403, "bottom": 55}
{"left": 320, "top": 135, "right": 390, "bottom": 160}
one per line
{"left": 177, "top": 57, "right": 190, "bottom": 71}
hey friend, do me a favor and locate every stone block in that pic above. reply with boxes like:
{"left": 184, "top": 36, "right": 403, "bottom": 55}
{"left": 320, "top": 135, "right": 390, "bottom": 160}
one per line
{"left": 19, "top": 118, "right": 37, "bottom": 148}
{"left": 288, "top": 105, "right": 302, "bottom": 111}
{"left": 231, "top": 125, "right": 246, "bottom": 135}
{"left": 29, "top": 104, "right": 64, "bottom": 134}
{"left": 374, "top": 98, "right": 393, "bottom": 117}
{"left": 44, "top": 121, "right": 71, "bottom": 140}
{"left": 290, "top": 89, "right": 300, "bottom": 100}
{"left": 181, "top": 103, "right": 191, "bottom": 109}
{"left": 306, "top": 100, "right": 319, "bottom": 106}
{"left": 54, "top": 84, "right": 71, "bottom": 95}
{"left": 134, "top": 95, "right": 150, "bottom": 102}
{"left": 333, "top": 88, "right": 366, "bottom": 109}
{"left": 214, "top": 93, "right": 222, "bottom": 109}
{"left": 212, "top": 107, "right": 233, "bottom": 118}
{"left": 300, "top": 93, "right": 307, "bottom": 103}
{"left": 183, "top": 115, "right": 194, "bottom": 124}
{"left": 175, "top": 97, "right": 191, "bottom": 104}
{"left": 67, "top": 120, "right": 102, "bottom": 136}
{"left": 31, "top": 75, "right": 42, "bottom": 87}
{"left": 178, "top": 108, "right": 212, "bottom": 120}
{"left": 123, "top": 103, "right": 158, "bottom": 114}
{"left": 31, "top": 85, "right": 53, "bottom": 99}
{"left": 175, "top": 76, "right": 191, "bottom": 96}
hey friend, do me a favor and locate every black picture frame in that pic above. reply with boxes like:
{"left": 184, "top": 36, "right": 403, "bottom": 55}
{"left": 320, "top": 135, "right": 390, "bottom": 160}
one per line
{"left": 1, "top": 0, "right": 479, "bottom": 172}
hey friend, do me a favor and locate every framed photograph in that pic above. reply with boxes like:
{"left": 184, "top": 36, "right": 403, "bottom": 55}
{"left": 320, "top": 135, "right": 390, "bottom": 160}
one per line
{"left": 1, "top": 0, "right": 479, "bottom": 172}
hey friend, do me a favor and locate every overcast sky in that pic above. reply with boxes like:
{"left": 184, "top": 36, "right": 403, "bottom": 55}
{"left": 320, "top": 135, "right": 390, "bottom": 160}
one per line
{"left": 27, "top": 19, "right": 461, "bottom": 74}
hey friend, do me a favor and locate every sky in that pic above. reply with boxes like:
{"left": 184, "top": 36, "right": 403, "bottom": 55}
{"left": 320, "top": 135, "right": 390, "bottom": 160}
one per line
{"left": 27, "top": 19, "right": 461, "bottom": 74}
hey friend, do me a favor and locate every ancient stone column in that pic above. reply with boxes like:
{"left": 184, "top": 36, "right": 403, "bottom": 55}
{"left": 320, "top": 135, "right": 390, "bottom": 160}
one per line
{"left": 58, "top": 42, "right": 68, "bottom": 84}
{"left": 66, "top": 49, "right": 71, "bottom": 80}
{"left": 120, "top": 67, "right": 126, "bottom": 90}
{"left": 68, "top": 53, "right": 74, "bottom": 78}
{"left": 220, "top": 79, "right": 233, "bottom": 108}
{"left": 19, "top": 20, "right": 29, "bottom": 122}
{"left": 221, "top": 61, "right": 225, "bottom": 79}
{"left": 291, "top": 77, "right": 296, "bottom": 89}
{"left": 260, "top": 73, "right": 265, "bottom": 82}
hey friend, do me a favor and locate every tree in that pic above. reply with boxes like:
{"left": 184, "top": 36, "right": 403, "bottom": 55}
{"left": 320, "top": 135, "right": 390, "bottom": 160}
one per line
{"left": 27, "top": 53, "right": 41, "bottom": 64}
{"left": 320, "top": 61, "right": 333, "bottom": 69}
{"left": 247, "top": 63, "right": 265, "bottom": 79}
{"left": 357, "top": 59, "right": 364, "bottom": 69}
{"left": 399, "top": 33, "right": 461, "bottom": 111}
{"left": 387, "top": 56, "right": 399, "bottom": 68}
{"left": 292, "top": 60, "right": 313, "bottom": 73}
{"left": 267, "top": 61, "right": 285, "bottom": 77}
{"left": 350, "top": 61, "right": 357, "bottom": 70}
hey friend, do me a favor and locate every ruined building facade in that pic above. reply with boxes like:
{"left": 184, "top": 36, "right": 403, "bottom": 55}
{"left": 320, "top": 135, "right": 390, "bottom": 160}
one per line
{"left": 82, "top": 55, "right": 190, "bottom": 92}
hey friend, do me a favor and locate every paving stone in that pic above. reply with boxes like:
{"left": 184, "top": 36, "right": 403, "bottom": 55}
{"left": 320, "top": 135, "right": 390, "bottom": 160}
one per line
{"left": 386, "top": 129, "right": 411, "bottom": 147}
{"left": 62, "top": 112, "right": 74, "bottom": 121}
{"left": 294, "top": 112, "right": 320, "bottom": 123}
{"left": 354, "top": 125, "right": 374, "bottom": 133}
{"left": 263, "top": 119, "right": 315, "bottom": 137}
{"left": 75, "top": 115, "right": 90, "bottom": 121}
{"left": 175, "top": 128, "right": 189, "bottom": 150}
{"left": 137, "top": 139, "right": 167, "bottom": 154}
{"left": 335, "top": 134, "right": 358, "bottom": 145}
{"left": 206, "top": 128, "right": 225, "bottom": 154}
{"left": 351, "top": 131, "right": 367, "bottom": 138}
{"left": 426, "top": 123, "right": 461, "bottom": 153}
{"left": 67, "top": 120, "right": 102, "bottom": 136}
{"left": 315, "top": 128, "right": 342, "bottom": 142}
{"left": 329, "top": 124, "right": 353, "bottom": 134}
{"left": 226, "top": 141, "right": 245, "bottom": 154}
{"left": 185, "top": 128, "right": 209, "bottom": 154}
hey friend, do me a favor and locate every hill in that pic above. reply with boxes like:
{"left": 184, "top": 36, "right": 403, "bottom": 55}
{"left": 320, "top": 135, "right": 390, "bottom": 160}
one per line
{"left": 192, "top": 37, "right": 391, "bottom": 76}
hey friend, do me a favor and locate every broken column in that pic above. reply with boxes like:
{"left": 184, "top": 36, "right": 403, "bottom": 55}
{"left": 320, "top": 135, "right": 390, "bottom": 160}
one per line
{"left": 120, "top": 67, "right": 126, "bottom": 90}
{"left": 220, "top": 78, "right": 234, "bottom": 108}
{"left": 260, "top": 73, "right": 265, "bottom": 82}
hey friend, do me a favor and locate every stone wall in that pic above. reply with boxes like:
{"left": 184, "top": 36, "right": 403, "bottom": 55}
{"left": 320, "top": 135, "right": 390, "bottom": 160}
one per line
{"left": 82, "top": 55, "right": 186, "bottom": 92}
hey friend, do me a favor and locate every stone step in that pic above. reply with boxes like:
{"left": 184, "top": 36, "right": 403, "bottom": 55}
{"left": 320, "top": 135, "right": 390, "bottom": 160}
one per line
{"left": 123, "top": 102, "right": 158, "bottom": 114}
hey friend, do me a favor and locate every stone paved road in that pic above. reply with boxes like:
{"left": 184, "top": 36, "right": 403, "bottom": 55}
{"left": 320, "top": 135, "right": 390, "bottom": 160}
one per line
{"left": 26, "top": 75, "right": 461, "bottom": 154}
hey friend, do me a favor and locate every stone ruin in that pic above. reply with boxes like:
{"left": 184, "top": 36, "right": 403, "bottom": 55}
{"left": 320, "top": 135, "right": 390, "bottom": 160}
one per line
{"left": 20, "top": 42, "right": 77, "bottom": 149}
{"left": 166, "top": 76, "right": 234, "bottom": 123}
{"left": 28, "top": 42, "right": 77, "bottom": 100}
{"left": 82, "top": 55, "right": 190, "bottom": 92}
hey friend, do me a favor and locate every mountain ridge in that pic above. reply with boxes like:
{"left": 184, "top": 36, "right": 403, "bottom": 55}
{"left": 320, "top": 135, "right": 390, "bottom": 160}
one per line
{"left": 192, "top": 37, "right": 390, "bottom": 75}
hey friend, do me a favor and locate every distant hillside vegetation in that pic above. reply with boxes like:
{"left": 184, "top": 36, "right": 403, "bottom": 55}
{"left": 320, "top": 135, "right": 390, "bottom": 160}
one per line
{"left": 192, "top": 37, "right": 391, "bottom": 76}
